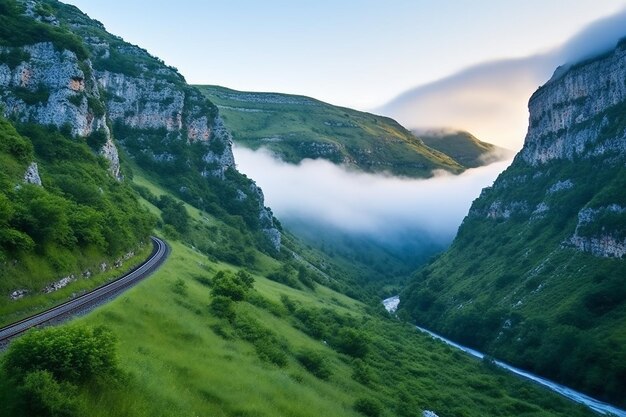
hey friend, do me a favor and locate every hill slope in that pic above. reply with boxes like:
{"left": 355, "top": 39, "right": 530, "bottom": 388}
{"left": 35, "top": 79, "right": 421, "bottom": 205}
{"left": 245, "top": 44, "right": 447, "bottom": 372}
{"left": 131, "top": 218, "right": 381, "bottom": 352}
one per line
{"left": 197, "top": 85, "right": 466, "bottom": 178}
{"left": 0, "top": 0, "right": 279, "bottom": 323}
{"left": 400, "top": 39, "right": 626, "bottom": 406}
{"left": 417, "top": 129, "right": 510, "bottom": 168}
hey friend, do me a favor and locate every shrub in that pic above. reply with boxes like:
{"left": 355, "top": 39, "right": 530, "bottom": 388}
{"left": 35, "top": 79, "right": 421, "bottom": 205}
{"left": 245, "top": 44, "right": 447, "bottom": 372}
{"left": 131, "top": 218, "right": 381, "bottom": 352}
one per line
{"left": 172, "top": 278, "right": 187, "bottom": 295}
{"left": 210, "top": 295, "right": 235, "bottom": 321}
{"left": 16, "top": 370, "right": 79, "bottom": 417}
{"left": 296, "top": 349, "right": 332, "bottom": 380}
{"left": 86, "top": 129, "right": 108, "bottom": 150}
{"left": 335, "top": 328, "right": 369, "bottom": 358}
{"left": 13, "top": 85, "right": 50, "bottom": 105}
{"left": 351, "top": 359, "right": 372, "bottom": 386}
{"left": 354, "top": 397, "right": 382, "bottom": 417}
{"left": 3, "top": 325, "right": 119, "bottom": 384}
{"left": 211, "top": 270, "right": 253, "bottom": 301}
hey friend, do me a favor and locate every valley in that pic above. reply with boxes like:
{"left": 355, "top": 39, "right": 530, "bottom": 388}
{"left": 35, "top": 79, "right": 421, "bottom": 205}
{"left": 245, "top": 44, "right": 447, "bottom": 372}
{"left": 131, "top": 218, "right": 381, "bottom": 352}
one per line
{"left": 0, "top": 1, "right": 624, "bottom": 417}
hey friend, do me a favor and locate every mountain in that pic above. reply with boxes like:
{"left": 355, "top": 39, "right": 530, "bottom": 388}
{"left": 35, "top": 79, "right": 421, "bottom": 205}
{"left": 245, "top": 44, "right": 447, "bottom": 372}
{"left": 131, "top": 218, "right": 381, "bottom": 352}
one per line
{"left": 0, "top": 2, "right": 608, "bottom": 417}
{"left": 197, "top": 85, "right": 469, "bottom": 178}
{"left": 0, "top": 0, "right": 278, "bottom": 323}
{"left": 416, "top": 129, "right": 511, "bottom": 168}
{"left": 400, "top": 38, "right": 626, "bottom": 406}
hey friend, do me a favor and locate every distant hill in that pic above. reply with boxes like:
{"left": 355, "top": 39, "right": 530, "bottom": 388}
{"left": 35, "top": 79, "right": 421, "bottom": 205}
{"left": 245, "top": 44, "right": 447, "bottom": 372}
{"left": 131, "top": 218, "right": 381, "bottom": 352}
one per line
{"left": 197, "top": 85, "right": 467, "bottom": 178}
{"left": 417, "top": 129, "right": 511, "bottom": 168}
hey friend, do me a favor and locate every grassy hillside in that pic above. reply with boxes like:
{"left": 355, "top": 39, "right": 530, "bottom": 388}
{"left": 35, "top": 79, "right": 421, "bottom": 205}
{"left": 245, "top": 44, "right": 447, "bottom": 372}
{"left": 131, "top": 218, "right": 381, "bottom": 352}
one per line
{"left": 0, "top": 187, "right": 594, "bottom": 417}
{"left": 0, "top": 116, "right": 154, "bottom": 326}
{"left": 400, "top": 155, "right": 626, "bottom": 407}
{"left": 417, "top": 129, "right": 510, "bottom": 168}
{"left": 197, "top": 85, "right": 465, "bottom": 178}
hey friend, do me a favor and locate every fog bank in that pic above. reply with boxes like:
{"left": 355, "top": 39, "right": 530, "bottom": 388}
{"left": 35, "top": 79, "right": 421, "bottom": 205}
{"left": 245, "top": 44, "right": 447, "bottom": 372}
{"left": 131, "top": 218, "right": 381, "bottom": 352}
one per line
{"left": 234, "top": 146, "right": 511, "bottom": 246}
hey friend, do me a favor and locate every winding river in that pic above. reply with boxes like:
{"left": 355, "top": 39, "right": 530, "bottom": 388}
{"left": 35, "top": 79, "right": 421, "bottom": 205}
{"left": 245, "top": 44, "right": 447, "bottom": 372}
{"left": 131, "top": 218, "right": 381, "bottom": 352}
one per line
{"left": 383, "top": 296, "right": 626, "bottom": 417}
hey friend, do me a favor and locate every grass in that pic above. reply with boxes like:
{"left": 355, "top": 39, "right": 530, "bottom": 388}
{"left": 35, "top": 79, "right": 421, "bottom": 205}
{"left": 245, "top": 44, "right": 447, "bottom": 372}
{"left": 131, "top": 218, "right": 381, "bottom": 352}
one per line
{"left": 0, "top": 175, "right": 595, "bottom": 417}
{"left": 56, "top": 238, "right": 591, "bottom": 417}
{"left": 400, "top": 155, "right": 626, "bottom": 406}
{"left": 196, "top": 85, "right": 464, "bottom": 178}
{"left": 0, "top": 242, "right": 152, "bottom": 327}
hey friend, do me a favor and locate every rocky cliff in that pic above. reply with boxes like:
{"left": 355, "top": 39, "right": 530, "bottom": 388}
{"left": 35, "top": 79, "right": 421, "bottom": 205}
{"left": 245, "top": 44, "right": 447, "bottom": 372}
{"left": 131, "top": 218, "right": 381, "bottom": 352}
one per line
{"left": 400, "top": 38, "right": 626, "bottom": 406}
{"left": 522, "top": 41, "right": 626, "bottom": 165}
{"left": 0, "top": 0, "right": 280, "bottom": 250}
{"left": 0, "top": 41, "right": 121, "bottom": 177}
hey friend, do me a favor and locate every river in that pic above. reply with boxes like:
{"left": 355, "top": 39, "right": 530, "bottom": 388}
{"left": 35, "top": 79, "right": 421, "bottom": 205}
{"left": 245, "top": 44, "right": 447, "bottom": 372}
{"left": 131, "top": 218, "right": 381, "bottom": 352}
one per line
{"left": 382, "top": 295, "right": 626, "bottom": 417}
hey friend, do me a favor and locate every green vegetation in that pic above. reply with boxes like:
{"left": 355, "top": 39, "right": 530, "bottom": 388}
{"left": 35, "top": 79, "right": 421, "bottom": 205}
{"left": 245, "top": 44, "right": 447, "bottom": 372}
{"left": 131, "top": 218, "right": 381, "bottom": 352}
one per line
{"left": 417, "top": 129, "right": 509, "bottom": 168}
{"left": 0, "top": 117, "right": 155, "bottom": 325}
{"left": 0, "top": 236, "right": 592, "bottom": 417}
{"left": 0, "top": 0, "right": 88, "bottom": 60}
{"left": 196, "top": 85, "right": 465, "bottom": 178}
{"left": 0, "top": 325, "right": 146, "bottom": 417}
{"left": 400, "top": 153, "right": 626, "bottom": 406}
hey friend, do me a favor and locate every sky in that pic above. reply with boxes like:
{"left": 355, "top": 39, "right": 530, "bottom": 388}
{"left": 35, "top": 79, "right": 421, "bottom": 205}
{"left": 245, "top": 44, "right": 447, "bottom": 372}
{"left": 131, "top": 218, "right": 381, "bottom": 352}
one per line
{"left": 65, "top": 0, "right": 624, "bottom": 111}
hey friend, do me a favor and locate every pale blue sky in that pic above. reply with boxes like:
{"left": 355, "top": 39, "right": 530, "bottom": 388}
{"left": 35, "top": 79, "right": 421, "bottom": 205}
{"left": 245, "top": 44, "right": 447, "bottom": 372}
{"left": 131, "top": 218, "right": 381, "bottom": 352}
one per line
{"left": 65, "top": 1, "right": 624, "bottom": 109}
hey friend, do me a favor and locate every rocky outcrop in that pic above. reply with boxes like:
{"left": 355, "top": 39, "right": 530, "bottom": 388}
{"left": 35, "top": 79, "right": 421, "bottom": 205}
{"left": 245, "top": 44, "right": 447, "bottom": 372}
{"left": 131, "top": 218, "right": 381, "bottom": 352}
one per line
{"left": 2, "top": 0, "right": 278, "bottom": 250}
{"left": 521, "top": 41, "right": 626, "bottom": 165}
{"left": 43, "top": 274, "right": 76, "bottom": 293}
{"left": 23, "top": 162, "right": 42, "bottom": 185}
{"left": 566, "top": 205, "right": 626, "bottom": 258}
{"left": 248, "top": 181, "right": 281, "bottom": 251}
{"left": 0, "top": 42, "right": 121, "bottom": 178}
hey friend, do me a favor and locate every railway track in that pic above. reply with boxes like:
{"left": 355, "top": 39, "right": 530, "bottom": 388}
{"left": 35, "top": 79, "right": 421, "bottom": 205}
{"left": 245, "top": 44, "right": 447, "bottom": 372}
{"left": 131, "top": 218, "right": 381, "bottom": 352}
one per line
{"left": 0, "top": 236, "right": 169, "bottom": 343}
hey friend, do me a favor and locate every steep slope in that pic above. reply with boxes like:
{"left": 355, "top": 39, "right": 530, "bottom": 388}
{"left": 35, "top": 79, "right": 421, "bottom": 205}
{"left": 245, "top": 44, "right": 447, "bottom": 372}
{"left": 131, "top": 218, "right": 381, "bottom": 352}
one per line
{"left": 416, "top": 129, "right": 510, "bottom": 168}
{"left": 0, "top": 0, "right": 279, "bottom": 251}
{"left": 400, "top": 38, "right": 626, "bottom": 406}
{"left": 0, "top": 170, "right": 594, "bottom": 417}
{"left": 197, "top": 85, "right": 465, "bottom": 178}
{"left": 0, "top": 0, "right": 280, "bottom": 323}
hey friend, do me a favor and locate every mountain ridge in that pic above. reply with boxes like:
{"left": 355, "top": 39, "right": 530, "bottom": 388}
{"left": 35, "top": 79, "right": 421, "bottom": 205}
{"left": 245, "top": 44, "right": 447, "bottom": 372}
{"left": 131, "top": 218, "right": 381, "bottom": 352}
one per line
{"left": 400, "top": 36, "right": 626, "bottom": 406}
{"left": 198, "top": 85, "right": 503, "bottom": 178}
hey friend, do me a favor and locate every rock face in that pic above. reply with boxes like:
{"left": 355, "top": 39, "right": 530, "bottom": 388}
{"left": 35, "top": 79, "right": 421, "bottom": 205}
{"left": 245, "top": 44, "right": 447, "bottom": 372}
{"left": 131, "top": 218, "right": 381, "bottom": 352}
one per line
{"left": 0, "top": 0, "right": 280, "bottom": 248}
{"left": 400, "top": 38, "right": 626, "bottom": 405}
{"left": 23, "top": 162, "right": 41, "bottom": 185}
{"left": 521, "top": 43, "right": 626, "bottom": 165}
{"left": 0, "top": 42, "right": 121, "bottom": 178}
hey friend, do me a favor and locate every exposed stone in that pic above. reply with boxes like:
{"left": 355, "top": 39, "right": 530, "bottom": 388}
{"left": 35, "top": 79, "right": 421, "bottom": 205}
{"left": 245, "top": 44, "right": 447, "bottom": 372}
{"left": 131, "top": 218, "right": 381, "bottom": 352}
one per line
{"left": 9, "top": 289, "right": 28, "bottom": 300}
{"left": 43, "top": 274, "right": 76, "bottom": 293}
{"left": 485, "top": 200, "right": 529, "bottom": 220}
{"left": 565, "top": 205, "right": 626, "bottom": 258}
{"left": 423, "top": 411, "right": 439, "bottom": 417}
{"left": 521, "top": 43, "right": 626, "bottom": 165}
{"left": 23, "top": 162, "right": 42, "bottom": 185}
{"left": 0, "top": 42, "right": 122, "bottom": 180}
{"left": 547, "top": 179, "right": 573, "bottom": 193}
{"left": 531, "top": 202, "right": 550, "bottom": 220}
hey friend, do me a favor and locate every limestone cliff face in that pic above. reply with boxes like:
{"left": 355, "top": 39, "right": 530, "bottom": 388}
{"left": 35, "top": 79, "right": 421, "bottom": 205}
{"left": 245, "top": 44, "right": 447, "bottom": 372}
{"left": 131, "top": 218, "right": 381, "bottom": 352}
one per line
{"left": 521, "top": 42, "right": 626, "bottom": 165}
{"left": 0, "top": 0, "right": 280, "bottom": 249}
{"left": 466, "top": 40, "right": 626, "bottom": 258}
{"left": 0, "top": 42, "right": 121, "bottom": 177}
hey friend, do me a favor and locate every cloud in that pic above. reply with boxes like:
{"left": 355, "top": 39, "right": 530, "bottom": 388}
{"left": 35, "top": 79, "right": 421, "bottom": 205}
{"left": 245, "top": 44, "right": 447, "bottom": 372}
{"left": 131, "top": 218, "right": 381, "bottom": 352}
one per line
{"left": 378, "top": 8, "right": 626, "bottom": 151}
{"left": 234, "top": 145, "right": 511, "bottom": 246}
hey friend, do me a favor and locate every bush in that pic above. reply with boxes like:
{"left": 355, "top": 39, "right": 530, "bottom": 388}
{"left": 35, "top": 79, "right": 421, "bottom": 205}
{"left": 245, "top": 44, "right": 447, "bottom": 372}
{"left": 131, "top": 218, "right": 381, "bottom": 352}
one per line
{"left": 172, "top": 278, "right": 187, "bottom": 295}
{"left": 296, "top": 349, "right": 332, "bottom": 380}
{"left": 16, "top": 370, "right": 79, "bottom": 417}
{"left": 354, "top": 397, "right": 382, "bottom": 417}
{"left": 3, "top": 325, "right": 119, "bottom": 384}
{"left": 210, "top": 295, "right": 235, "bottom": 321}
{"left": 211, "top": 270, "right": 254, "bottom": 301}
{"left": 86, "top": 129, "right": 108, "bottom": 150}
{"left": 335, "top": 328, "right": 369, "bottom": 358}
